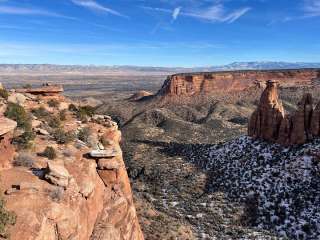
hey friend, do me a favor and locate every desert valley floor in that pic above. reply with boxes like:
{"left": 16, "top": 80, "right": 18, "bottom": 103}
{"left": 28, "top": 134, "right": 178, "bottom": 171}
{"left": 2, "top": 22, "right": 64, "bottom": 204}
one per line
{"left": 1, "top": 67, "right": 320, "bottom": 240}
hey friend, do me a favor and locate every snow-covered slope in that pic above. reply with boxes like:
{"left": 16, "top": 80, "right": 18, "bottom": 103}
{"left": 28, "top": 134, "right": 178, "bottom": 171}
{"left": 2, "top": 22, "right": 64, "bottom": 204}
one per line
{"left": 184, "top": 136, "right": 320, "bottom": 239}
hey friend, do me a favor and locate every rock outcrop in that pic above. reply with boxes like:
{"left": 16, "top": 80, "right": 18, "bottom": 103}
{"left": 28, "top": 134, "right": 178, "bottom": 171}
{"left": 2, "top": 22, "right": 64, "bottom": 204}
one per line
{"left": 15, "top": 84, "right": 63, "bottom": 96}
{"left": 0, "top": 86, "right": 144, "bottom": 240}
{"left": 0, "top": 117, "right": 17, "bottom": 136}
{"left": 159, "top": 69, "right": 320, "bottom": 98}
{"left": 248, "top": 80, "right": 320, "bottom": 145}
{"left": 0, "top": 117, "right": 17, "bottom": 169}
{"left": 128, "top": 91, "right": 153, "bottom": 101}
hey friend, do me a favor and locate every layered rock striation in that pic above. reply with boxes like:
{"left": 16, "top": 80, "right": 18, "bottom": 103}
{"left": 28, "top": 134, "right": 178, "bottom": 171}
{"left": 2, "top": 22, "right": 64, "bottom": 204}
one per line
{"left": 248, "top": 80, "right": 320, "bottom": 145}
{"left": 158, "top": 69, "right": 320, "bottom": 98}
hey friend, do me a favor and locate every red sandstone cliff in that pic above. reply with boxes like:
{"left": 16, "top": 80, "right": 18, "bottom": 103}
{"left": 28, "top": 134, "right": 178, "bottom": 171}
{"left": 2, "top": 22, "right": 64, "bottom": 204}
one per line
{"left": 158, "top": 69, "right": 320, "bottom": 98}
{"left": 0, "top": 87, "right": 144, "bottom": 240}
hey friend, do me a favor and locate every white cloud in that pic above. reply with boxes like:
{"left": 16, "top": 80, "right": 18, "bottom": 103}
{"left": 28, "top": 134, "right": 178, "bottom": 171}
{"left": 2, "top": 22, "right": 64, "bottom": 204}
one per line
{"left": 183, "top": 4, "right": 251, "bottom": 23}
{"left": 172, "top": 7, "right": 181, "bottom": 21}
{"left": 304, "top": 0, "right": 320, "bottom": 16}
{"left": 70, "top": 0, "right": 127, "bottom": 18}
{"left": 143, "top": 4, "right": 250, "bottom": 23}
{"left": 0, "top": 6, "right": 75, "bottom": 19}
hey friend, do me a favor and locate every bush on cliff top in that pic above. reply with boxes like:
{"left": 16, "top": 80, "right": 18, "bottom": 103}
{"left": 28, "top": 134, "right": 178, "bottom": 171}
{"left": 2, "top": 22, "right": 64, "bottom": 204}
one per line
{"left": 13, "top": 153, "right": 35, "bottom": 168}
{"left": 0, "top": 197, "right": 16, "bottom": 238}
{"left": 5, "top": 103, "right": 35, "bottom": 149}
{"left": 47, "top": 99, "right": 60, "bottom": 108}
{"left": 0, "top": 88, "right": 9, "bottom": 100}
{"left": 68, "top": 104, "right": 96, "bottom": 122}
{"left": 13, "top": 131, "right": 36, "bottom": 150}
{"left": 4, "top": 103, "right": 31, "bottom": 130}
{"left": 31, "top": 106, "right": 50, "bottom": 119}
{"left": 40, "top": 146, "right": 57, "bottom": 160}
{"left": 53, "top": 128, "right": 75, "bottom": 144}
{"left": 77, "top": 127, "right": 92, "bottom": 143}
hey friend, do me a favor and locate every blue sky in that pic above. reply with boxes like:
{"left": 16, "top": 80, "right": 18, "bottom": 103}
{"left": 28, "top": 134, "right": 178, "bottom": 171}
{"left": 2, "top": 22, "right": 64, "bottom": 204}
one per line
{"left": 0, "top": 0, "right": 319, "bottom": 67}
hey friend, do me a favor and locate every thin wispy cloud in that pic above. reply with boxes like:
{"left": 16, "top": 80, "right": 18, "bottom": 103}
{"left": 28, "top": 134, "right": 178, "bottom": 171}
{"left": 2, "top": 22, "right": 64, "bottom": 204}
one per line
{"left": 303, "top": 0, "right": 320, "bottom": 17}
{"left": 184, "top": 4, "right": 251, "bottom": 23}
{"left": 70, "top": 0, "right": 127, "bottom": 18}
{"left": 143, "top": 4, "right": 251, "bottom": 23}
{"left": 0, "top": 6, "right": 75, "bottom": 19}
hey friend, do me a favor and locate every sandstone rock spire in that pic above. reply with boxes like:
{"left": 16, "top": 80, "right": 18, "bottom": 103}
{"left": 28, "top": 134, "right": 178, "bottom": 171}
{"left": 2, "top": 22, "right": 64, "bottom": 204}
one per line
{"left": 289, "top": 93, "right": 313, "bottom": 144}
{"left": 248, "top": 80, "right": 320, "bottom": 145}
{"left": 248, "top": 80, "right": 285, "bottom": 142}
{"left": 311, "top": 101, "right": 320, "bottom": 136}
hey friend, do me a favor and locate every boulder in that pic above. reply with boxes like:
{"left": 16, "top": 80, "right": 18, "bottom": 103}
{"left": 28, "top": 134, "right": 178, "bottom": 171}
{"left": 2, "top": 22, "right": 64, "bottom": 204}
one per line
{"left": 0, "top": 117, "right": 17, "bottom": 136}
{"left": 32, "top": 119, "right": 42, "bottom": 128}
{"left": 90, "top": 147, "right": 120, "bottom": 158}
{"left": 8, "top": 93, "right": 27, "bottom": 105}
{"left": 58, "top": 102, "right": 69, "bottom": 111}
{"left": 97, "top": 158, "right": 121, "bottom": 170}
{"left": 35, "top": 128, "right": 49, "bottom": 135}
{"left": 45, "top": 162, "right": 70, "bottom": 188}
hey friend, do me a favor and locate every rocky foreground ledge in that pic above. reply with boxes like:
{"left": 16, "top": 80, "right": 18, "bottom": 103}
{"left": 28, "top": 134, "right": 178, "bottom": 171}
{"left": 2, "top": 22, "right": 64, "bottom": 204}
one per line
{"left": 0, "top": 84, "right": 144, "bottom": 240}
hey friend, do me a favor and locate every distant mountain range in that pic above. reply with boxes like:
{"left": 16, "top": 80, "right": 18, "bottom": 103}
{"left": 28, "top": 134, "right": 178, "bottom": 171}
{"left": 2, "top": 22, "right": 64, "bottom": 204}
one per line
{"left": 0, "top": 62, "right": 320, "bottom": 74}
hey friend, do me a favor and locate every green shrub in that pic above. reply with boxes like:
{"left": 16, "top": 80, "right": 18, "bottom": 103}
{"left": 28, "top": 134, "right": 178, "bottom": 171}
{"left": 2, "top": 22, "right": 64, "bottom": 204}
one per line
{"left": 4, "top": 103, "right": 31, "bottom": 130}
{"left": 48, "top": 116, "right": 61, "bottom": 129}
{"left": 59, "top": 110, "right": 67, "bottom": 121}
{"left": 47, "top": 99, "right": 60, "bottom": 108}
{"left": 78, "top": 106, "right": 95, "bottom": 117}
{"left": 68, "top": 104, "right": 96, "bottom": 122}
{"left": 31, "top": 107, "right": 50, "bottom": 119}
{"left": 77, "top": 106, "right": 96, "bottom": 122}
{"left": 68, "top": 104, "right": 78, "bottom": 112}
{"left": 41, "top": 146, "right": 56, "bottom": 160}
{"left": 0, "top": 89, "right": 8, "bottom": 100}
{"left": 0, "top": 197, "right": 16, "bottom": 238}
{"left": 77, "top": 127, "right": 92, "bottom": 143}
{"left": 53, "top": 128, "right": 75, "bottom": 144}
{"left": 22, "top": 84, "right": 31, "bottom": 89}
{"left": 13, "top": 153, "right": 35, "bottom": 168}
{"left": 12, "top": 130, "right": 35, "bottom": 150}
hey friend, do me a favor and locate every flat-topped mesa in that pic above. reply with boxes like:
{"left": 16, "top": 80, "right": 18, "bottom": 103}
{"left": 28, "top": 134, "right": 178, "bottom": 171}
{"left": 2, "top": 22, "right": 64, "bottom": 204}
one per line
{"left": 158, "top": 69, "right": 320, "bottom": 98}
{"left": 15, "top": 84, "right": 63, "bottom": 96}
{"left": 248, "top": 80, "right": 320, "bottom": 145}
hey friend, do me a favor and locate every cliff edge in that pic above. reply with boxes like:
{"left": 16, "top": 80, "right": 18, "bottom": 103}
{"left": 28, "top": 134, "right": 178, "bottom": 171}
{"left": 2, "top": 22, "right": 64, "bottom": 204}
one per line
{"left": 0, "top": 85, "right": 144, "bottom": 240}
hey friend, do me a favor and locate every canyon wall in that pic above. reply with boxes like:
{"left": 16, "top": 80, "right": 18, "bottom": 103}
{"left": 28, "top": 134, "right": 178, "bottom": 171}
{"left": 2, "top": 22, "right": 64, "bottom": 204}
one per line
{"left": 158, "top": 69, "right": 320, "bottom": 97}
{"left": 248, "top": 80, "right": 320, "bottom": 145}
